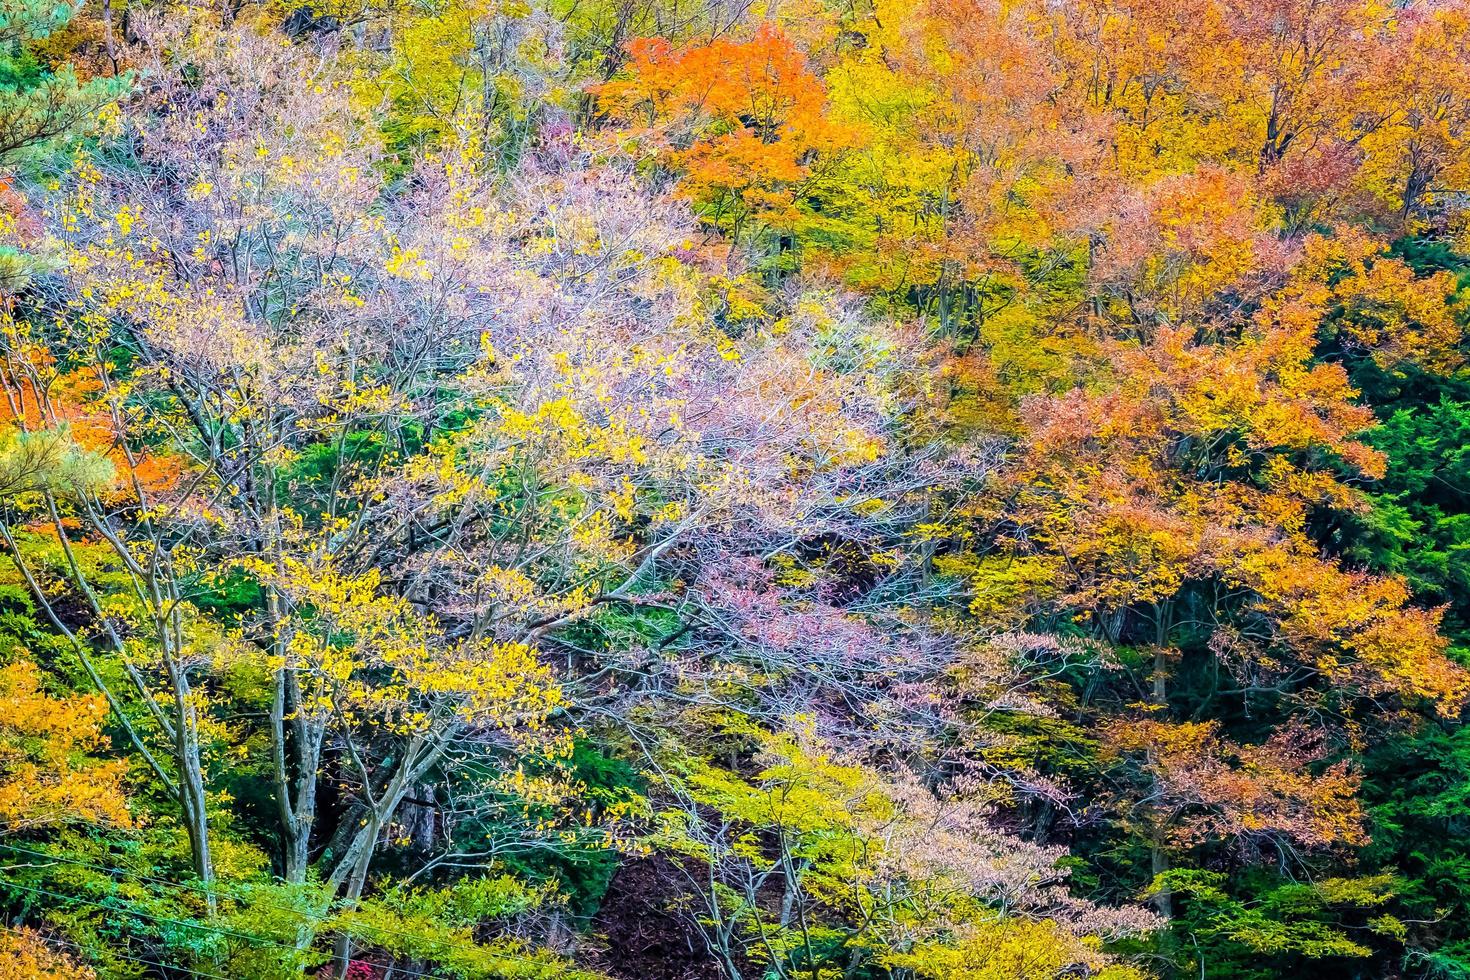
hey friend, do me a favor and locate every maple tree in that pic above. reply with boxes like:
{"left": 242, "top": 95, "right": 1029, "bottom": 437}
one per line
{"left": 595, "top": 21, "right": 855, "bottom": 262}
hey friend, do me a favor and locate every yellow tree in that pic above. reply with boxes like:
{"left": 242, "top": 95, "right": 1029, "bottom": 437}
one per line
{"left": 1356, "top": 1, "right": 1470, "bottom": 225}
{"left": 0, "top": 927, "right": 95, "bottom": 980}
{"left": 0, "top": 658, "right": 132, "bottom": 836}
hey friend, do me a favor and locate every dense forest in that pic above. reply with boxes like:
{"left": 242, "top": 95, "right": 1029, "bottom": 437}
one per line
{"left": 0, "top": 0, "right": 1469, "bottom": 977}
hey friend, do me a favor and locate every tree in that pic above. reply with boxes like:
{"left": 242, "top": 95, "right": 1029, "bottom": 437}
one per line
{"left": 0, "top": 657, "right": 131, "bottom": 835}
{"left": 0, "top": 0, "right": 125, "bottom": 167}
{"left": 0, "top": 926, "right": 95, "bottom": 980}
{"left": 0, "top": 2, "right": 1468, "bottom": 978}
{"left": 596, "top": 22, "right": 856, "bottom": 261}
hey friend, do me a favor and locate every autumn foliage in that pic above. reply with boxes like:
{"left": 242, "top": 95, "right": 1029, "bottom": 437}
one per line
{"left": 0, "top": 1, "right": 1466, "bottom": 979}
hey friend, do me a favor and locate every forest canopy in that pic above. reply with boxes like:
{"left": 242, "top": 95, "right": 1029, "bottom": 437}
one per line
{"left": 0, "top": 0, "right": 1468, "bottom": 978}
